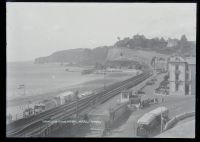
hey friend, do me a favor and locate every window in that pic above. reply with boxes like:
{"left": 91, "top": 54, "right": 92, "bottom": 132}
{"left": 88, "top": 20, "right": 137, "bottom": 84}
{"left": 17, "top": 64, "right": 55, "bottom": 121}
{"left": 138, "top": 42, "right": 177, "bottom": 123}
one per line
{"left": 175, "top": 83, "right": 179, "bottom": 91}
{"left": 186, "top": 73, "right": 189, "bottom": 80}
{"left": 185, "top": 84, "right": 189, "bottom": 95}
{"left": 175, "top": 65, "right": 179, "bottom": 70}
{"left": 175, "top": 74, "right": 179, "bottom": 80}
{"left": 185, "top": 64, "right": 189, "bottom": 71}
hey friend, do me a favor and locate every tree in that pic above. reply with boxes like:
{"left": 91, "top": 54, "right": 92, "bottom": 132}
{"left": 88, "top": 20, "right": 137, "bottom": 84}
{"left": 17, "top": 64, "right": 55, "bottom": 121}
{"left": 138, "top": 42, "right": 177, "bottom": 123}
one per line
{"left": 180, "top": 35, "right": 188, "bottom": 43}
{"left": 160, "top": 38, "right": 167, "bottom": 48}
{"left": 160, "top": 37, "right": 166, "bottom": 43}
{"left": 179, "top": 35, "right": 189, "bottom": 51}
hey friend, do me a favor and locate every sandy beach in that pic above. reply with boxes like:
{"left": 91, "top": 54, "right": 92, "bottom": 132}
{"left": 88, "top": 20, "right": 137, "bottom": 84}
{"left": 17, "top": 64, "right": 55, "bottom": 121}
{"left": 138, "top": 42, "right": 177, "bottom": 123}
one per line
{"left": 6, "top": 62, "right": 139, "bottom": 121}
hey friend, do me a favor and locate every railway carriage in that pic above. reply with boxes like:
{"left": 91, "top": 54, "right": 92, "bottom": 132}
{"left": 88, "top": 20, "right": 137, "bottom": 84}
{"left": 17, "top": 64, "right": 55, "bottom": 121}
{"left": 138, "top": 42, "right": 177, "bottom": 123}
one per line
{"left": 23, "top": 108, "right": 34, "bottom": 118}
{"left": 34, "top": 100, "right": 57, "bottom": 114}
{"left": 34, "top": 104, "right": 45, "bottom": 114}
{"left": 53, "top": 91, "right": 76, "bottom": 106}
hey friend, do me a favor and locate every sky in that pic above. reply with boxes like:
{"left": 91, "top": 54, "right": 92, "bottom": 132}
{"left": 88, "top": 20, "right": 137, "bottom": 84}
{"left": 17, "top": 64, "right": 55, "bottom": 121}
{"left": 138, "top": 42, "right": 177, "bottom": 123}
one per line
{"left": 6, "top": 3, "right": 196, "bottom": 62}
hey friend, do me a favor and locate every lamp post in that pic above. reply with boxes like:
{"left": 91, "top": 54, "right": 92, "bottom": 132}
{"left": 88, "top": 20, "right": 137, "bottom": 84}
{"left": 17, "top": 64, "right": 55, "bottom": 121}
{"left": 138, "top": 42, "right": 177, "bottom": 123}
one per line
{"left": 17, "top": 84, "right": 26, "bottom": 117}
{"left": 28, "top": 100, "right": 32, "bottom": 109}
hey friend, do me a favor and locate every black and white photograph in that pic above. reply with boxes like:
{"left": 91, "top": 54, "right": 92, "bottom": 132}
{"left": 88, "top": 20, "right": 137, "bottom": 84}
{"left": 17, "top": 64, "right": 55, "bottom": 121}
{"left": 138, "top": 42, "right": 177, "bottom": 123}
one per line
{"left": 6, "top": 2, "right": 196, "bottom": 138}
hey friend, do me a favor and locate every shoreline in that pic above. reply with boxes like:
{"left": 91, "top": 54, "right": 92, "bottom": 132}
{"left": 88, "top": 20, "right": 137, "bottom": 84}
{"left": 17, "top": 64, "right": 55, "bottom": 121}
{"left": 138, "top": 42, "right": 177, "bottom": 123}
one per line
{"left": 7, "top": 71, "right": 137, "bottom": 108}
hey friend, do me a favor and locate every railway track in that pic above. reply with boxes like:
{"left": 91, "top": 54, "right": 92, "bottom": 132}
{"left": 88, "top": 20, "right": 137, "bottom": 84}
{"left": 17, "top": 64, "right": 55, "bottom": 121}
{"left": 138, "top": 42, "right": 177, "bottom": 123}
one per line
{"left": 7, "top": 69, "right": 152, "bottom": 137}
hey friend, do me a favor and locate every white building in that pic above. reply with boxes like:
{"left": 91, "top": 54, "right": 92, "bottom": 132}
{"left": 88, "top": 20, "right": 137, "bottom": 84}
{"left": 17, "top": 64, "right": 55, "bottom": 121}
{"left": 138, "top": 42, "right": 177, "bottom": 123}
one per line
{"left": 152, "top": 57, "right": 167, "bottom": 72}
{"left": 166, "top": 38, "right": 179, "bottom": 48}
{"left": 168, "top": 56, "right": 196, "bottom": 96}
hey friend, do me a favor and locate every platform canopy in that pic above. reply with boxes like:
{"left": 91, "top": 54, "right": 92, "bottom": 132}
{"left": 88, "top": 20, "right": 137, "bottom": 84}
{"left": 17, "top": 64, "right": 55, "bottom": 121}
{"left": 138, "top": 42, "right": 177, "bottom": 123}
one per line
{"left": 137, "top": 107, "right": 168, "bottom": 125}
{"left": 137, "top": 113, "right": 156, "bottom": 125}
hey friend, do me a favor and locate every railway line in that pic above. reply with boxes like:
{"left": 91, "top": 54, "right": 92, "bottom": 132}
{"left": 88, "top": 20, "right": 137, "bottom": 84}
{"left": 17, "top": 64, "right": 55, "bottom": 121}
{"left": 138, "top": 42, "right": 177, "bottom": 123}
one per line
{"left": 7, "top": 69, "right": 152, "bottom": 137}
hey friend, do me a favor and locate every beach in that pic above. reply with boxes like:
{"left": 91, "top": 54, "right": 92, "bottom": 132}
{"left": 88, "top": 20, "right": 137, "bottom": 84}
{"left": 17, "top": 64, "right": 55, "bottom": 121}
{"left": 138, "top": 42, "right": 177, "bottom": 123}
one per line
{"left": 6, "top": 62, "right": 139, "bottom": 121}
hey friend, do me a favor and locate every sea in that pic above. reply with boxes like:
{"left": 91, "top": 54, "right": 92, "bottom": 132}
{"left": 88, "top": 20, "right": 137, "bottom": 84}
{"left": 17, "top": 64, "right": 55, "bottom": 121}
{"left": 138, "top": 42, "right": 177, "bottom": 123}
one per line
{"left": 6, "top": 61, "right": 101, "bottom": 101}
{"left": 6, "top": 61, "right": 138, "bottom": 121}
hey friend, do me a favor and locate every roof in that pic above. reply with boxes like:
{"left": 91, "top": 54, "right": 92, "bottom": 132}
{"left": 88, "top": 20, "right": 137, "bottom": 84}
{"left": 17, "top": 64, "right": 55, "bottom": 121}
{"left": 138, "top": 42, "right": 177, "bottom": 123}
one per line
{"left": 168, "top": 56, "right": 186, "bottom": 63}
{"left": 185, "top": 57, "right": 196, "bottom": 65}
{"left": 137, "top": 113, "right": 156, "bottom": 125}
{"left": 168, "top": 56, "right": 196, "bottom": 65}
{"left": 137, "top": 107, "right": 168, "bottom": 125}
{"left": 149, "top": 107, "right": 168, "bottom": 115}
{"left": 35, "top": 103, "right": 45, "bottom": 106}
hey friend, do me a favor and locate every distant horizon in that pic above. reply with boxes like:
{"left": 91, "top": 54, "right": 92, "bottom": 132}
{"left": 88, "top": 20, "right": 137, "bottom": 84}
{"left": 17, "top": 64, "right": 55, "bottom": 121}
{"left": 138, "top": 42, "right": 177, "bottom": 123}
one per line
{"left": 7, "top": 60, "right": 34, "bottom": 63}
{"left": 7, "top": 3, "right": 196, "bottom": 62}
{"left": 7, "top": 34, "right": 196, "bottom": 63}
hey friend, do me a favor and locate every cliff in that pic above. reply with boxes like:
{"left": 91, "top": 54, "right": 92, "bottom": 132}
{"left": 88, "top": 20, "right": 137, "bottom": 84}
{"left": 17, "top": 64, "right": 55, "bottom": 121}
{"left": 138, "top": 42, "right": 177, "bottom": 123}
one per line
{"left": 34, "top": 46, "right": 109, "bottom": 65}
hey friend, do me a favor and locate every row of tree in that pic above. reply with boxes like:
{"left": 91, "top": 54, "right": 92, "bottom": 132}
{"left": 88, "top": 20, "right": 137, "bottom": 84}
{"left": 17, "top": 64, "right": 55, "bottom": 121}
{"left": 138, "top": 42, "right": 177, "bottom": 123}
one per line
{"left": 114, "top": 34, "right": 192, "bottom": 51}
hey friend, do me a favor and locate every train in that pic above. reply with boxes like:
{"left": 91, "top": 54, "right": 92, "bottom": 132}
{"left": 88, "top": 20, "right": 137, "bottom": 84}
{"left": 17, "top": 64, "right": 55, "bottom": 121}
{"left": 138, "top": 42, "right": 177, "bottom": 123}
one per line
{"left": 22, "top": 91, "right": 76, "bottom": 117}
{"left": 34, "top": 99, "right": 57, "bottom": 114}
{"left": 23, "top": 108, "right": 34, "bottom": 118}
{"left": 53, "top": 90, "right": 93, "bottom": 106}
{"left": 22, "top": 90, "right": 94, "bottom": 118}
{"left": 53, "top": 91, "right": 76, "bottom": 106}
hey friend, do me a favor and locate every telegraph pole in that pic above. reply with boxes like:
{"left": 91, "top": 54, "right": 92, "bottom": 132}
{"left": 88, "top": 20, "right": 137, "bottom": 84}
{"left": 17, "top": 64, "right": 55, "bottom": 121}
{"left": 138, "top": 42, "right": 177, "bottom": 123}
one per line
{"left": 104, "top": 71, "right": 105, "bottom": 90}
{"left": 75, "top": 90, "right": 79, "bottom": 121}
{"left": 104, "top": 65, "right": 106, "bottom": 90}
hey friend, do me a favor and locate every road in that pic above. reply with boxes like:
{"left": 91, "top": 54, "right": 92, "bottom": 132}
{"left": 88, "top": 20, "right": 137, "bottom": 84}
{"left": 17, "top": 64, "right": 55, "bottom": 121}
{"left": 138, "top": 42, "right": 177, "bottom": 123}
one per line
{"left": 40, "top": 71, "right": 195, "bottom": 138}
{"left": 106, "top": 72, "right": 195, "bottom": 137}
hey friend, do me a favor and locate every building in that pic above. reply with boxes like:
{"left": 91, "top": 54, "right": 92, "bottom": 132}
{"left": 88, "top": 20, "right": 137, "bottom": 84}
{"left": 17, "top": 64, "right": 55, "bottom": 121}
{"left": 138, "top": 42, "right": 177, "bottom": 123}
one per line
{"left": 168, "top": 56, "right": 196, "bottom": 96}
{"left": 167, "top": 38, "right": 179, "bottom": 48}
{"left": 151, "top": 57, "right": 167, "bottom": 72}
{"left": 185, "top": 57, "right": 196, "bottom": 96}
